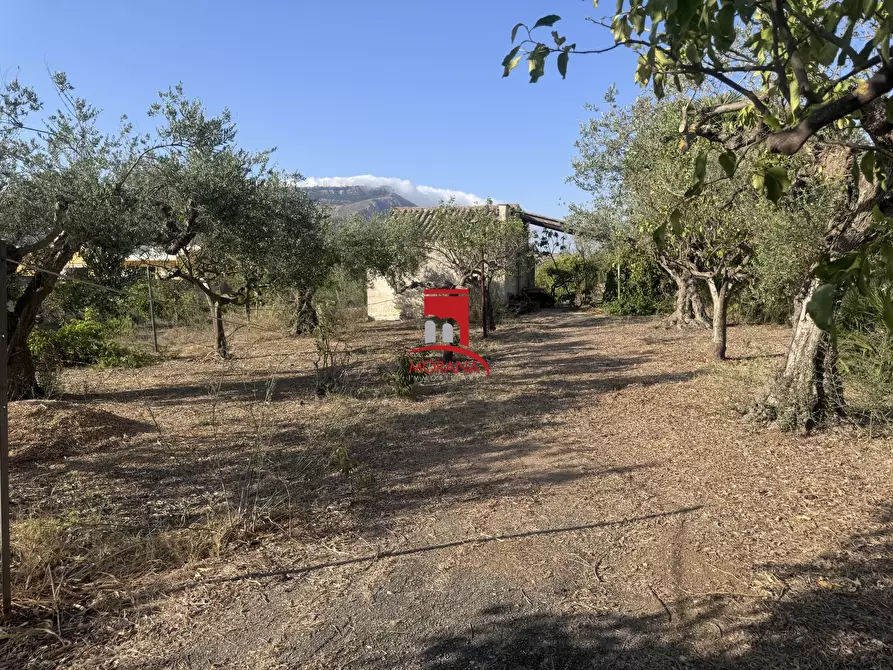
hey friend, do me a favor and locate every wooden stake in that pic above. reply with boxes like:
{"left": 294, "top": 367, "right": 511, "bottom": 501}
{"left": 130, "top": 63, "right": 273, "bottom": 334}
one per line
{"left": 146, "top": 266, "right": 158, "bottom": 354}
{"left": 481, "top": 253, "right": 487, "bottom": 339}
{"left": 0, "top": 240, "right": 12, "bottom": 618}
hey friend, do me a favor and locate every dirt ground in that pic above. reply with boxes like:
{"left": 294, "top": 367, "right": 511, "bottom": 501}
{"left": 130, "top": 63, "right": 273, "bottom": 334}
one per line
{"left": 4, "top": 310, "right": 893, "bottom": 669}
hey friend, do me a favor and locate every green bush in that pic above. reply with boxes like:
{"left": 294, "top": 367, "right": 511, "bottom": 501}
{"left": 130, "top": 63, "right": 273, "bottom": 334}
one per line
{"left": 837, "top": 288, "right": 893, "bottom": 427}
{"left": 535, "top": 254, "right": 600, "bottom": 305}
{"left": 601, "top": 246, "right": 672, "bottom": 316}
{"left": 29, "top": 310, "right": 153, "bottom": 370}
{"left": 385, "top": 353, "right": 430, "bottom": 398}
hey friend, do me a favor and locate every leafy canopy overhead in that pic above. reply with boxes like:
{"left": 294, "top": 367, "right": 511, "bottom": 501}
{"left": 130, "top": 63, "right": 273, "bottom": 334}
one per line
{"left": 504, "top": 4, "right": 893, "bottom": 155}
{"left": 505, "top": 5, "right": 893, "bottom": 331}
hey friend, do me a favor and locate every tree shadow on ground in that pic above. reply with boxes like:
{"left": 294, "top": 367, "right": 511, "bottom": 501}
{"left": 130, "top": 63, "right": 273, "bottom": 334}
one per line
{"left": 4, "top": 312, "right": 715, "bottom": 664}
{"left": 418, "top": 502, "right": 893, "bottom": 670}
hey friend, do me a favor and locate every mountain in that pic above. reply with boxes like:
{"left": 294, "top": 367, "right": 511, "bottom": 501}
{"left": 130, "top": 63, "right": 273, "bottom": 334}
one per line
{"left": 303, "top": 185, "right": 417, "bottom": 219}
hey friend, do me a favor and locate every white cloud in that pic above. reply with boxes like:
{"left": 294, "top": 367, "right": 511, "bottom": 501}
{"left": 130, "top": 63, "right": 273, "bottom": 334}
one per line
{"left": 300, "top": 175, "right": 495, "bottom": 207}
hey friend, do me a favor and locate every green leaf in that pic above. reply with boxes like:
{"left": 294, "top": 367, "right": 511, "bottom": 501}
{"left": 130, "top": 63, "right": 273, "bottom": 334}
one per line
{"left": 503, "top": 55, "right": 522, "bottom": 77}
{"left": 863, "top": 0, "right": 876, "bottom": 21}
{"left": 789, "top": 75, "right": 801, "bottom": 115}
{"left": 653, "top": 74, "right": 665, "bottom": 99}
{"left": 856, "top": 267, "right": 870, "bottom": 295}
{"left": 716, "top": 4, "right": 736, "bottom": 48}
{"left": 861, "top": 151, "right": 876, "bottom": 183}
{"left": 765, "top": 175, "right": 783, "bottom": 202}
{"left": 882, "top": 242, "right": 893, "bottom": 279}
{"left": 719, "top": 151, "right": 737, "bottom": 177}
{"left": 669, "top": 209, "right": 683, "bottom": 235}
{"left": 817, "top": 253, "right": 863, "bottom": 282}
{"left": 533, "top": 14, "right": 562, "bottom": 29}
{"left": 652, "top": 223, "right": 667, "bottom": 247}
{"left": 557, "top": 51, "right": 569, "bottom": 79}
{"left": 676, "top": 0, "right": 698, "bottom": 30}
{"left": 806, "top": 284, "right": 838, "bottom": 332}
{"left": 502, "top": 45, "right": 521, "bottom": 68}
{"left": 763, "top": 114, "right": 782, "bottom": 130}
{"left": 873, "top": 205, "right": 886, "bottom": 223}
{"left": 886, "top": 98, "right": 893, "bottom": 124}
{"left": 755, "top": 166, "right": 791, "bottom": 203}
{"left": 528, "top": 45, "right": 548, "bottom": 83}
{"left": 694, "top": 150, "right": 708, "bottom": 184}
{"left": 511, "top": 23, "right": 525, "bottom": 43}
{"left": 765, "top": 166, "right": 791, "bottom": 191}
{"left": 684, "top": 183, "right": 702, "bottom": 198}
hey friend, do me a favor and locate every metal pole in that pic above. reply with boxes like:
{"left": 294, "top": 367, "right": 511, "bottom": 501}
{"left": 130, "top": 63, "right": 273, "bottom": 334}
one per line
{"left": 0, "top": 240, "right": 12, "bottom": 618}
{"left": 146, "top": 266, "right": 158, "bottom": 354}
{"left": 481, "top": 253, "right": 487, "bottom": 339}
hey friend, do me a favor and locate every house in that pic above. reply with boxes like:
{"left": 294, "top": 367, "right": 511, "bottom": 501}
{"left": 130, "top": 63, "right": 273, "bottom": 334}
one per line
{"left": 65, "top": 249, "right": 179, "bottom": 274}
{"left": 367, "top": 203, "right": 565, "bottom": 321}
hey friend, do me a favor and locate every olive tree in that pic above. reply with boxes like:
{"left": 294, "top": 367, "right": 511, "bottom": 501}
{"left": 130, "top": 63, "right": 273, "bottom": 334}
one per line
{"left": 570, "top": 93, "right": 711, "bottom": 328}
{"left": 503, "top": 6, "right": 893, "bottom": 427}
{"left": 130, "top": 86, "right": 333, "bottom": 358}
{"left": 0, "top": 74, "right": 176, "bottom": 397}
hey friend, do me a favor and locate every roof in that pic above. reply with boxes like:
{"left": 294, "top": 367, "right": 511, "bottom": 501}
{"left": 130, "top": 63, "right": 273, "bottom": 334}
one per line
{"left": 390, "top": 204, "right": 566, "bottom": 234}
{"left": 519, "top": 211, "right": 565, "bottom": 233}
{"left": 66, "top": 249, "right": 179, "bottom": 269}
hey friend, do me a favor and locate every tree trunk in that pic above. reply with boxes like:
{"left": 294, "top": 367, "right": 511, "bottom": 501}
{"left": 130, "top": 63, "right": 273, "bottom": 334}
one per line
{"left": 689, "top": 285, "right": 711, "bottom": 329}
{"left": 212, "top": 301, "right": 228, "bottom": 359}
{"left": 8, "top": 343, "right": 41, "bottom": 401}
{"left": 755, "top": 102, "right": 890, "bottom": 430}
{"left": 706, "top": 279, "right": 729, "bottom": 361}
{"left": 6, "top": 236, "right": 75, "bottom": 400}
{"left": 668, "top": 272, "right": 688, "bottom": 327}
{"left": 292, "top": 287, "right": 318, "bottom": 336}
{"left": 756, "top": 278, "right": 844, "bottom": 429}
{"left": 485, "top": 283, "right": 496, "bottom": 332}
{"left": 662, "top": 263, "right": 711, "bottom": 329}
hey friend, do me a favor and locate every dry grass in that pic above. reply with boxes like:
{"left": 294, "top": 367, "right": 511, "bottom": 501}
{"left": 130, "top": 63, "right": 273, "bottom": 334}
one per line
{"left": 2, "top": 310, "right": 892, "bottom": 669}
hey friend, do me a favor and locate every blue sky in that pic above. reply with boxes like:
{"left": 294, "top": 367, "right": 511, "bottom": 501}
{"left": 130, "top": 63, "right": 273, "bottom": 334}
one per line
{"left": 2, "top": 1, "right": 639, "bottom": 218}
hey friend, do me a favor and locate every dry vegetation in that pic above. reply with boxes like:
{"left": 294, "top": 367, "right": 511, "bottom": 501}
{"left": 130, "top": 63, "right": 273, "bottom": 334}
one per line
{"left": 2, "top": 310, "right": 892, "bottom": 669}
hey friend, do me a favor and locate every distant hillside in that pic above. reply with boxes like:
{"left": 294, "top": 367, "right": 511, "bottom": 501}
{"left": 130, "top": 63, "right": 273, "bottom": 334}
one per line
{"left": 303, "top": 185, "right": 417, "bottom": 219}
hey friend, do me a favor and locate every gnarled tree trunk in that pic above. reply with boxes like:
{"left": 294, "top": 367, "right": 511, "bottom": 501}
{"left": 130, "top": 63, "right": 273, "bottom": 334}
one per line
{"left": 757, "top": 278, "right": 845, "bottom": 429}
{"left": 689, "top": 284, "right": 710, "bottom": 328}
{"left": 756, "top": 99, "right": 890, "bottom": 429}
{"left": 665, "top": 270, "right": 711, "bottom": 329}
{"left": 6, "top": 235, "right": 75, "bottom": 400}
{"left": 292, "top": 287, "right": 318, "bottom": 336}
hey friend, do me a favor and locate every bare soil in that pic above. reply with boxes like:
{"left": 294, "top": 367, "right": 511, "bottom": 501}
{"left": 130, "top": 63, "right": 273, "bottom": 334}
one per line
{"left": 4, "top": 310, "right": 893, "bottom": 669}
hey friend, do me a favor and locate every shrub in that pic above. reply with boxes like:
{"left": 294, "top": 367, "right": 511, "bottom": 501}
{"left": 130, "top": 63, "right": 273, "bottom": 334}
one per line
{"left": 28, "top": 309, "right": 153, "bottom": 371}
{"left": 385, "top": 353, "right": 430, "bottom": 398}
{"left": 601, "top": 246, "right": 671, "bottom": 316}
{"left": 535, "top": 254, "right": 600, "bottom": 305}
{"left": 837, "top": 288, "right": 893, "bottom": 428}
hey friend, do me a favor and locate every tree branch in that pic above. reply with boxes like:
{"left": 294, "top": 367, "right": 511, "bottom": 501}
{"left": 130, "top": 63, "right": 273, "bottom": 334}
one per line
{"left": 766, "top": 63, "right": 893, "bottom": 154}
{"left": 773, "top": 0, "right": 814, "bottom": 104}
